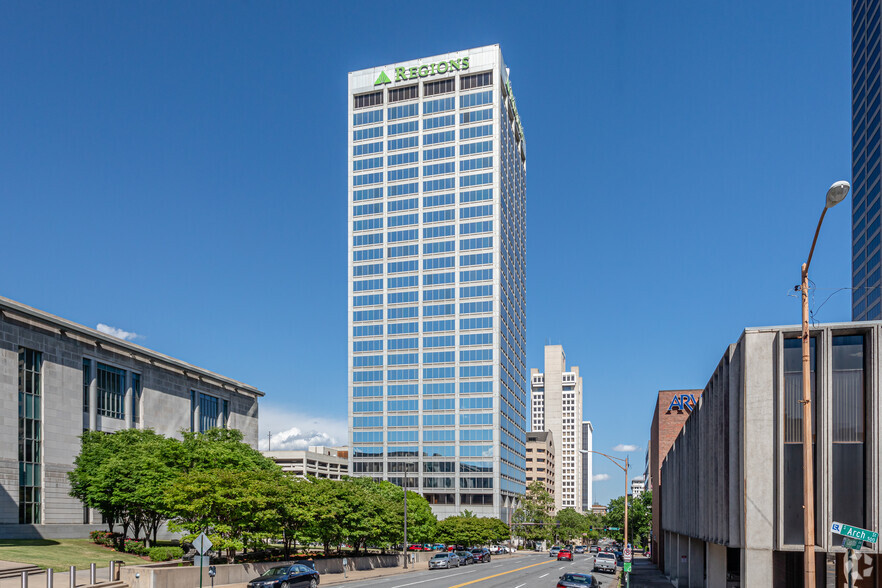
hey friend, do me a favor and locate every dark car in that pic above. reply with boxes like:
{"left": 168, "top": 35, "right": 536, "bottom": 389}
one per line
{"left": 470, "top": 547, "right": 491, "bottom": 563}
{"left": 247, "top": 564, "right": 319, "bottom": 588}
{"left": 556, "top": 572, "right": 602, "bottom": 587}
{"left": 614, "top": 551, "right": 624, "bottom": 564}
{"left": 557, "top": 548, "right": 573, "bottom": 561}
{"left": 455, "top": 550, "right": 475, "bottom": 565}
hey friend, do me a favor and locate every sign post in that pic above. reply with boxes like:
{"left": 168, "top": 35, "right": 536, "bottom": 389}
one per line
{"left": 832, "top": 522, "right": 877, "bottom": 588}
{"left": 193, "top": 532, "right": 213, "bottom": 588}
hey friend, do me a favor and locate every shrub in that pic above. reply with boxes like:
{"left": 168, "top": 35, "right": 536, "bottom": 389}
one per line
{"left": 123, "top": 538, "right": 148, "bottom": 556}
{"left": 90, "top": 531, "right": 121, "bottom": 547}
{"left": 148, "top": 547, "right": 184, "bottom": 562}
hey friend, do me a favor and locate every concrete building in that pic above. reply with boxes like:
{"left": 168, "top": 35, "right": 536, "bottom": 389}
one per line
{"left": 0, "top": 296, "right": 262, "bottom": 539}
{"left": 347, "top": 45, "right": 528, "bottom": 521}
{"left": 852, "top": 0, "right": 882, "bottom": 320}
{"left": 264, "top": 446, "right": 349, "bottom": 480}
{"left": 531, "top": 345, "right": 584, "bottom": 512}
{"left": 525, "top": 431, "right": 554, "bottom": 496}
{"left": 648, "top": 389, "right": 701, "bottom": 567}
{"left": 630, "top": 476, "right": 645, "bottom": 499}
{"left": 581, "top": 421, "right": 593, "bottom": 512}
{"left": 592, "top": 504, "right": 607, "bottom": 517}
{"left": 661, "top": 322, "right": 882, "bottom": 587}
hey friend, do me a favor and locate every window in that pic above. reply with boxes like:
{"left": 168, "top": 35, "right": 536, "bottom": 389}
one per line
{"left": 423, "top": 240, "right": 455, "bottom": 254}
{"left": 461, "top": 108, "right": 493, "bottom": 124}
{"left": 460, "top": 141, "right": 493, "bottom": 157}
{"left": 461, "top": 285, "right": 493, "bottom": 298}
{"left": 388, "top": 151, "right": 419, "bottom": 167}
{"left": 353, "top": 109, "right": 383, "bottom": 126}
{"left": 461, "top": 253, "right": 493, "bottom": 267}
{"left": 424, "top": 210, "right": 455, "bottom": 224}
{"left": 388, "top": 103, "right": 418, "bottom": 121}
{"left": 832, "top": 335, "right": 867, "bottom": 530}
{"left": 423, "top": 304, "right": 454, "bottom": 317}
{"left": 460, "top": 125, "right": 493, "bottom": 140}
{"left": 423, "top": 96, "right": 455, "bottom": 114}
{"left": 132, "top": 373, "right": 141, "bottom": 426}
{"left": 353, "top": 203, "right": 382, "bottom": 218}
{"left": 423, "top": 288, "right": 454, "bottom": 301}
{"left": 388, "top": 244, "right": 418, "bottom": 258}
{"left": 97, "top": 363, "right": 126, "bottom": 419}
{"left": 424, "top": 382, "right": 455, "bottom": 395}
{"left": 199, "top": 394, "right": 219, "bottom": 431}
{"left": 82, "top": 358, "right": 91, "bottom": 412}
{"left": 461, "top": 172, "right": 493, "bottom": 187}
{"left": 353, "top": 141, "right": 383, "bottom": 157}
{"left": 424, "top": 178, "right": 455, "bottom": 193}
{"left": 353, "top": 218, "right": 382, "bottom": 232}
{"left": 388, "top": 121, "right": 418, "bottom": 136}
{"left": 388, "top": 384, "right": 418, "bottom": 396}
{"left": 19, "top": 348, "right": 42, "bottom": 524}
{"left": 388, "top": 136, "right": 419, "bottom": 151}
{"left": 353, "top": 278, "right": 382, "bottom": 291}
{"left": 460, "top": 188, "right": 493, "bottom": 204}
{"left": 424, "top": 162, "right": 455, "bottom": 177}
{"left": 354, "top": 91, "right": 383, "bottom": 109}
{"left": 423, "top": 131, "right": 455, "bottom": 146}
{"left": 388, "top": 229, "right": 418, "bottom": 243}
{"left": 424, "top": 78, "right": 455, "bottom": 97}
{"left": 388, "top": 290, "right": 418, "bottom": 303}
{"left": 423, "top": 272, "right": 454, "bottom": 286}
{"left": 423, "top": 114, "right": 455, "bottom": 130}
{"left": 423, "top": 146, "right": 455, "bottom": 161}
{"left": 353, "top": 187, "right": 383, "bottom": 202}
{"left": 388, "top": 338, "right": 418, "bottom": 351}
{"left": 461, "top": 237, "right": 492, "bottom": 251}
{"left": 424, "top": 335, "right": 455, "bottom": 348}
{"left": 461, "top": 71, "right": 492, "bottom": 90}
{"left": 353, "top": 126, "right": 383, "bottom": 142}
{"left": 389, "top": 85, "right": 418, "bottom": 103}
{"left": 460, "top": 157, "right": 493, "bottom": 172}
{"left": 387, "top": 167, "right": 418, "bottom": 182}
{"left": 388, "top": 274, "right": 419, "bottom": 288}
{"left": 461, "top": 221, "right": 492, "bottom": 235}
{"left": 460, "top": 90, "right": 492, "bottom": 109}
{"left": 423, "top": 224, "right": 455, "bottom": 239}
{"left": 353, "top": 156, "right": 383, "bottom": 171}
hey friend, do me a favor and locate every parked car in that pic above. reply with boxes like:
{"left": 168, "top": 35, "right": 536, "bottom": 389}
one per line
{"left": 488, "top": 545, "right": 503, "bottom": 554}
{"left": 429, "top": 552, "right": 461, "bottom": 569}
{"left": 549, "top": 546, "right": 561, "bottom": 558}
{"left": 556, "top": 573, "right": 603, "bottom": 587}
{"left": 247, "top": 564, "right": 320, "bottom": 588}
{"left": 593, "top": 552, "right": 617, "bottom": 573}
{"left": 432, "top": 543, "right": 446, "bottom": 551}
{"left": 574, "top": 545, "right": 586, "bottom": 554}
{"left": 613, "top": 551, "right": 624, "bottom": 564}
{"left": 455, "top": 550, "right": 475, "bottom": 565}
{"left": 470, "top": 547, "right": 491, "bottom": 563}
{"left": 557, "top": 548, "right": 573, "bottom": 561}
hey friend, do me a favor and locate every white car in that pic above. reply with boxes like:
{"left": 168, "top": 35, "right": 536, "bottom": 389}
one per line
{"left": 593, "top": 552, "right": 617, "bottom": 573}
{"left": 429, "top": 553, "right": 461, "bottom": 569}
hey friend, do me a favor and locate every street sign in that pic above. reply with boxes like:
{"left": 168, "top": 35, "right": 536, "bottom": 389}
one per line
{"left": 624, "top": 547, "right": 632, "bottom": 562}
{"left": 608, "top": 527, "right": 620, "bottom": 531}
{"left": 624, "top": 562, "right": 632, "bottom": 573}
{"left": 832, "top": 522, "right": 878, "bottom": 544}
{"left": 842, "top": 537, "right": 863, "bottom": 550}
{"left": 193, "top": 532, "right": 213, "bottom": 555}
{"left": 193, "top": 556, "right": 210, "bottom": 568}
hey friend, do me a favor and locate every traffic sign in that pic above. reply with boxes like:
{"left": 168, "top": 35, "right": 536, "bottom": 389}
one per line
{"left": 623, "top": 562, "right": 632, "bottom": 573}
{"left": 832, "top": 522, "right": 878, "bottom": 544}
{"left": 193, "top": 532, "right": 213, "bottom": 555}
{"left": 842, "top": 537, "right": 863, "bottom": 551}
{"left": 608, "top": 527, "right": 620, "bottom": 531}
{"left": 624, "top": 547, "right": 632, "bottom": 562}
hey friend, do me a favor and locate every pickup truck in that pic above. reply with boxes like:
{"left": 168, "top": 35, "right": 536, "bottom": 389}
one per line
{"left": 593, "top": 552, "right": 617, "bottom": 573}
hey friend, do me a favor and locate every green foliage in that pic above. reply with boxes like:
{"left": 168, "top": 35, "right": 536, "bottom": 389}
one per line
{"left": 511, "top": 482, "right": 554, "bottom": 544}
{"left": 147, "top": 546, "right": 183, "bottom": 562}
{"left": 603, "top": 491, "right": 652, "bottom": 546}
{"left": 554, "top": 508, "right": 585, "bottom": 543}
{"left": 435, "top": 514, "right": 508, "bottom": 546}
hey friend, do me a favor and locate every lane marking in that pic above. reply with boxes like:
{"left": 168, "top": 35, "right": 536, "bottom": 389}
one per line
{"left": 446, "top": 560, "right": 555, "bottom": 588}
{"left": 514, "top": 585, "right": 525, "bottom": 588}
{"left": 391, "top": 568, "right": 473, "bottom": 587}
{"left": 539, "top": 572, "right": 549, "bottom": 578}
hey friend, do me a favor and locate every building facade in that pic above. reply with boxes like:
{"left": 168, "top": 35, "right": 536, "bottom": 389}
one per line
{"left": 530, "top": 345, "right": 583, "bottom": 511}
{"left": 347, "top": 45, "right": 528, "bottom": 521}
{"left": 648, "top": 389, "right": 701, "bottom": 567}
{"left": 581, "top": 421, "right": 593, "bottom": 512}
{"left": 525, "top": 431, "right": 554, "bottom": 496}
{"left": 0, "top": 296, "right": 262, "bottom": 539}
{"left": 630, "top": 476, "right": 645, "bottom": 499}
{"left": 661, "top": 322, "right": 882, "bottom": 587}
{"left": 264, "top": 446, "right": 349, "bottom": 480}
{"left": 852, "top": 0, "right": 882, "bottom": 320}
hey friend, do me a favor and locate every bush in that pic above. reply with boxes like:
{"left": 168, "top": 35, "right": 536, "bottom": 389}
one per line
{"left": 123, "top": 538, "right": 148, "bottom": 556}
{"left": 148, "top": 547, "right": 184, "bottom": 562}
{"left": 90, "top": 531, "right": 121, "bottom": 547}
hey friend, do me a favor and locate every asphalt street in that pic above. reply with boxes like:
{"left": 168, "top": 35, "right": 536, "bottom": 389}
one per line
{"left": 339, "top": 552, "right": 615, "bottom": 588}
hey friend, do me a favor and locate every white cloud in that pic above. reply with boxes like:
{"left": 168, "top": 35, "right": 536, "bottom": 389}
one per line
{"left": 593, "top": 474, "right": 610, "bottom": 482}
{"left": 613, "top": 444, "right": 639, "bottom": 452}
{"left": 258, "top": 406, "right": 347, "bottom": 452}
{"left": 96, "top": 323, "right": 142, "bottom": 341}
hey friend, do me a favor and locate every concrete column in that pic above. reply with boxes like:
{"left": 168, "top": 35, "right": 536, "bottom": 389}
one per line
{"left": 705, "top": 542, "right": 727, "bottom": 588}
{"left": 688, "top": 537, "right": 705, "bottom": 588}
{"left": 664, "top": 532, "right": 675, "bottom": 579}
{"left": 124, "top": 373, "right": 133, "bottom": 429}
{"left": 742, "top": 548, "right": 772, "bottom": 587}
{"left": 193, "top": 393, "right": 200, "bottom": 432}
{"left": 677, "top": 534, "right": 689, "bottom": 585}
{"left": 88, "top": 371, "right": 98, "bottom": 431}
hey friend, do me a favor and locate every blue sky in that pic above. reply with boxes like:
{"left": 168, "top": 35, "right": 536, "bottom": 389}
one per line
{"left": 1, "top": 1, "right": 852, "bottom": 505}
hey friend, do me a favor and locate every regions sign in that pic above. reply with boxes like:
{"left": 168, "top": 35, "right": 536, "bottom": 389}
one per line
{"left": 375, "top": 57, "right": 470, "bottom": 85}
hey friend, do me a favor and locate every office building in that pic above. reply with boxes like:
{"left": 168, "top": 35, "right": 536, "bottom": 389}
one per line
{"left": 630, "top": 476, "right": 645, "bottom": 499}
{"left": 264, "top": 446, "right": 349, "bottom": 480}
{"left": 581, "top": 421, "right": 593, "bottom": 512}
{"left": 592, "top": 504, "right": 608, "bottom": 517}
{"left": 647, "top": 389, "right": 701, "bottom": 566}
{"left": 347, "top": 45, "right": 528, "bottom": 521}
{"left": 525, "top": 431, "right": 554, "bottom": 496}
{"left": 852, "top": 0, "right": 882, "bottom": 320}
{"left": 0, "top": 296, "right": 262, "bottom": 539}
{"left": 661, "top": 322, "right": 882, "bottom": 586}
{"left": 530, "top": 345, "right": 583, "bottom": 511}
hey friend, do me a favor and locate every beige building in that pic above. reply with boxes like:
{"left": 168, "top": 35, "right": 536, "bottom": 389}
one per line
{"left": 592, "top": 504, "right": 608, "bottom": 516}
{"left": 531, "top": 345, "right": 583, "bottom": 511}
{"left": 264, "top": 446, "right": 349, "bottom": 480}
{"left": 525, "top": 431, "right": 555, "bottom": 496}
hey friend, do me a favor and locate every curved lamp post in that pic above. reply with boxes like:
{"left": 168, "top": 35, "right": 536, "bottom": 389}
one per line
{"left": 580, "top": 450, "right": 629, "bottom": 585}
{"left": 799, "top": 180, "right": 849, "bottom": 587}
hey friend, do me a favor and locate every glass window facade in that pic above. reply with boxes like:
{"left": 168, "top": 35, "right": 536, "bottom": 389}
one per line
{"left": 19, "top": 347, "right": 42, "bottom": 524}
{"left": 349, "top": 48, "right": 526, "bottom": 517}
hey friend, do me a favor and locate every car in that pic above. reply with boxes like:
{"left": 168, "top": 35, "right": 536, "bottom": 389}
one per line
{"left": 432, "top": 543, "right": 446, "bottom": 551}
{"left": 589, "top": 546, "right": 599, "bottom": 554}
{"left": 247, "top": 564, "right": 320, "bottom": 588}
{"left": 455, "top": 550, "right": 475, "bottom": 565}
{"left": 488, "top": 545, "right": 503, "bottom": 554}
{"left": 556, "top": 572, "right": 603, "bottom": 587}
{"left": 557, "top": 548, "right": 573, "bottom": 561}
{"left": 593, "top": 552, "right": 617, "bottom": 573}
{"left": 429, "top": 552, "right": 460, "bottom": 569}
{"left": 574, "top": 545, "right": 586, "bottom": 554}
{"left": 613, "top": 551, "right": 624, "bottom": 564}
{"left": 549, "top": 546, "right": 561, "bottom": 557}
{"left": 470, "top": 547, "right": 491, "bottom": 563}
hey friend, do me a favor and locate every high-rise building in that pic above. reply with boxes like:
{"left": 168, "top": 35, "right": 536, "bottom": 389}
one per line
{"left": 581, "top": 421, "right": 593, "bottom": 511}
{"left": 530, "top": 345, "right": 583, "bottom": 512}
{"left": 630, "top": 476, "right": 645, "bottom": 499}
{"left": 525, "top": 431, "right": 555, "bottom": 496}
{"left": 347, "top": 45, "right": 528, "bottom": 521}
{"left": 852, "top": 0, "right": 882, "bottom": 320}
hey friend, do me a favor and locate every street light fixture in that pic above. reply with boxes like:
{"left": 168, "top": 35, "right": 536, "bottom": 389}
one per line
{"left": 580, "top": 450, "right": 630, "bottom": 586}
{"left": 799, "top": 180, "right": 849, "bottom": 587}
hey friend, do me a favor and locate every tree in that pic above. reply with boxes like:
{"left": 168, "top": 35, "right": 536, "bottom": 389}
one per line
{"left": 435, "top": 515, "right": 508, "bottom": 547}
{"left": 603, "top": 491, "right": 651, "bottom": 547}
{"left": 277, "top": 475, "right": 319, "bottom": 558}
{"left": 554, "top": 508, "right": 585, "bottom": 544}
{"left": 510, "top": 481, "right": 554, "bottom": 545}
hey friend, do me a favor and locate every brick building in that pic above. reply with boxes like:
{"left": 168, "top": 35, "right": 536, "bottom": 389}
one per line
{"left": 648, "top": 389, "right": 701, "bottom": 565}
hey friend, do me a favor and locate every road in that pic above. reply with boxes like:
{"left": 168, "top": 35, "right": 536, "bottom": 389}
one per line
{"left": 338, "top": 551, "right": 616, "bottom": 588}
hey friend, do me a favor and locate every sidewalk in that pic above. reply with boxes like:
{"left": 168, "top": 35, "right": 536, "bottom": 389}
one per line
{"left": 623, "top": 555, "right": 673, "bottom": 587}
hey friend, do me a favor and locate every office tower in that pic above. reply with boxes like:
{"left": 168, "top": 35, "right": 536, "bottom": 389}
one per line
{"left": 530, "top": 345, "right": 583, "bottom": 512}
{"left": 581, "top": 421, "right": 593, "bottom": 512}
{"left": 852, "top": 0, "right": 882, "bottom": 320}
{"left": 347, "top": 45, "right": 528, "bottom": 521}
{"left": 630, "top": 476, "right": 645, "bottom": 499}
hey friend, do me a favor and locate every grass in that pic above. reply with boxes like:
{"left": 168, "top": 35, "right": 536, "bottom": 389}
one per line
{"left": 0, "top": 539, "right": 149, "bottom": 570}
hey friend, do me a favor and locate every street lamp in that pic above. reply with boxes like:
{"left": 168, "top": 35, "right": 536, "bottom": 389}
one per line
{"left": 798, "top": 180, "right": 849, "bottom": 587}
{"left": 581, "top": 450, "right": 629, "bottom": 586}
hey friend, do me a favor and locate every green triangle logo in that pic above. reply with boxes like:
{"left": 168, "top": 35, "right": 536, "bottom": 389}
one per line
{"left": 375, "top": 71, "right": 391, "bottom": 85}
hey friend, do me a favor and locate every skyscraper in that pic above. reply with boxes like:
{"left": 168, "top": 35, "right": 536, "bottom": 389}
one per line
{"left": 347, "top": 45, "right": 527, "bottom": 521}
{"left": 581, "top": 421, "right": 593, "bottom": 512}
{"left": 530, "top": 345, "right": 584, "bottom": 512}
{"left": 852, "top": 0, "right": 882, "bottom": 320}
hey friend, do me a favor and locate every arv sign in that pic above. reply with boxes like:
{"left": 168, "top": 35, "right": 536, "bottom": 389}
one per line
{"left": 667, "top": 394, "right": 697, "bottom": 413}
